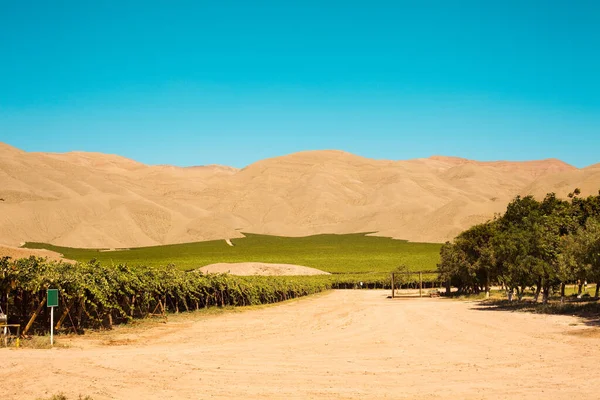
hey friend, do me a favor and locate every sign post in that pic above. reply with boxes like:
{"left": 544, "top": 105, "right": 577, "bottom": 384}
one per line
{"left": 47, "top": 289, "right": 58, "bottom": 346}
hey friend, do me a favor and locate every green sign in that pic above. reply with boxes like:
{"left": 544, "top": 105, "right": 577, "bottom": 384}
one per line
{"left": 47, "top": 289, "right": 59, "bottom": 307}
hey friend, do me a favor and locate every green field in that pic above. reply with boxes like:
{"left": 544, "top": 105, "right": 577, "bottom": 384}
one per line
{"left": 24, "top": 233, "right": 442, "bottom": 274}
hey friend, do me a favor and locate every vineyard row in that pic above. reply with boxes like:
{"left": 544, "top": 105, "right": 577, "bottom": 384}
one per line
{"left": 0, "top": 257, "right": 440, "bottom": 334}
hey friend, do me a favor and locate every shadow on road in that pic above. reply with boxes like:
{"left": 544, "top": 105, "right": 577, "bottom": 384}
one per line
{"left": 470, "top": 299, "right": 600, "bottom": 327}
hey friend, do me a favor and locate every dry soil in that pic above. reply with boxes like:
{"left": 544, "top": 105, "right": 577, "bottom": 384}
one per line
{"left": 198, "top": 262, "right": 331, "bottom": 276}
{"left": 2, "top": 290, "right": 599, "bottom": 400}
{"left": 0, "top": 245, "right": 73, "bottom": 263}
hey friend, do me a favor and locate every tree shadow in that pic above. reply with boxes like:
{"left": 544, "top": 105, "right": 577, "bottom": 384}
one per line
{"left": 471, "top": 298, "right": 600, "bottom": 327}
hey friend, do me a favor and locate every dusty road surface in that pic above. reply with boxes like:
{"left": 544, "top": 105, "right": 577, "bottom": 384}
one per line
{"left": 2, "top": 290, "right": 599, "bottom": 400}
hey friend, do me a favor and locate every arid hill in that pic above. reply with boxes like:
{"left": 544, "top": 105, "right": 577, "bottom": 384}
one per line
{"left": 0, "top": 142, "right": 597, "bottom": 248}
{"left": 0, "top": 244, "right": 73, "bottom": 263}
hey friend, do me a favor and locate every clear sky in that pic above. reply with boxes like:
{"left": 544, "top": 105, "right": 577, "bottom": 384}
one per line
{"left": 0, "top": 1, "right": 599, "bottom": 168}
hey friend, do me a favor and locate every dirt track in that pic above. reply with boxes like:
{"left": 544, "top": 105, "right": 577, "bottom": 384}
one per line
{"left": 2, "top": 290, "right": 600, "bottom": 399}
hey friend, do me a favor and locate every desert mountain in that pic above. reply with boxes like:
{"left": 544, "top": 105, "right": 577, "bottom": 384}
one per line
{"left": 0, "top": 142, "right": 596, "bottom": 248}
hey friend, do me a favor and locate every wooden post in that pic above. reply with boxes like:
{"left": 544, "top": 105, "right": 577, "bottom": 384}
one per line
{"left": 23, "top": 295, "right": 47, "bottom": 336}
{"left": 76, "top": 298, "right": 84, "bottom": 331}
{"left": 391, "top": 273, "right": 395, "bottom": 298}
{"left": 130, "top": 295, "right": 136, "bottom": 317}
{"left": 419, "top": 272, "right": 423, "bottom": 298}
{"left": 56, "top": 298, "right": 76, "bottom": 330}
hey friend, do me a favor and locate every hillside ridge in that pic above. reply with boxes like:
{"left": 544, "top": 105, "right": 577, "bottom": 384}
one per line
{"left": 0, "top": 142, "right": 597, "bottom": 248}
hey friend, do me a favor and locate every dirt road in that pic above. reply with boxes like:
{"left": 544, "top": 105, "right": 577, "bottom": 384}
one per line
{"left": 2, "top": 290, "right": 599, "bottom": 399}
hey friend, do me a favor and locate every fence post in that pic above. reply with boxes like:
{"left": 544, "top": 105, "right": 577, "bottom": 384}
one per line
{"left": 23, "top": 295, "right": 47, "bottom": 336}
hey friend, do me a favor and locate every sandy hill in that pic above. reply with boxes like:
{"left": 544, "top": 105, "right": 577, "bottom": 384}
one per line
{"left": 0, "top": 142, "right": 596, "bottom": 248}
{"left": 0, "top": 244, "right": 74, "bottom": 263}
{"left": 198, "top": 262, "right": 331, "bottom": 276}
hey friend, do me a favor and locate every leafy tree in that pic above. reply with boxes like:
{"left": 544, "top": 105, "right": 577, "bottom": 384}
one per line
{"left": 492, "top": 226, "right": 537, "bottom": 300}
{"left": 455, "top": 222, "right": 497, "bottom": 297}
{"left": 438, "top": 191, "right": 594, "bottom": 303}
{"left": 570, "top": 190, "right": 600, "bottom": 227}
{"left": 438, "top": 241, "right": 469, "bottom": 293}
{"left": 563, "top": 217, "right": 600, "bottom": 298}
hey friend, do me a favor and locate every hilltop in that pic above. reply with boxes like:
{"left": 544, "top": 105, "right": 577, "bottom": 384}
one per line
{"left": 0, "top": 143, "right": 597, "bottom": 248}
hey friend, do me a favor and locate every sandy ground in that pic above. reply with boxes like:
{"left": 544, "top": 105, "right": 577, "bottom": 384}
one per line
{"left": 2, "top": 290, "right": 600, "bottom": 400}
{"left": 0, "top": 245, "right": 73, "bottom": 263}
{"left": 199, "top": 262, "right": 330, "bottom": 276}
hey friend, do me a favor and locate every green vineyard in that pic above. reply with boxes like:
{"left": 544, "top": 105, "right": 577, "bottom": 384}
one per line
{"left": 24, "top": 233, "right": 442, "bottom": 273}
{"left": 0, "top": 256, "right": 442, "bottom": 335}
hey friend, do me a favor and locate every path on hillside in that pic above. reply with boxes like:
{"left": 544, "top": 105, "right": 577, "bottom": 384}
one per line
{"left": 2, "top": 291, "right": 599, "bottom": 399}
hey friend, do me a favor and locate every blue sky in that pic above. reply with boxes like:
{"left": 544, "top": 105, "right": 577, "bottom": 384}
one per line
{"left": 1, "top": 1, "right": 599, "bottom": 168}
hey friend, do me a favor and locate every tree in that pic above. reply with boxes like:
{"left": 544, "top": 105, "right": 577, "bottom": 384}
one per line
{"left": 437, "top": 190, "right": 600, "bottom": 302}
{"left": 570, "top": 189, "right": 600, "bottom": 227}
{"left": 498, "top": 194, "right": 572, "bottom": 303}
{"left": 563, "top": 217, "right": 600, "bottom": 298}
{"left": 454, "top": 222, "right": 497, "bottom": 297}
{"left": 438, "top": 241, "right": 468, "bottom": 294}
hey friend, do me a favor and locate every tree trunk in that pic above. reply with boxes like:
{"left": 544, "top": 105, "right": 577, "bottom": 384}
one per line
{"left": 445, "top": 279, "right": 451, "bottom": 296}
{"left": 542, "top": 285, "right": 550, "bottom": 304}
{"left": 577, "top": 282, "right": 583, "bottom": 299}
{"left": 560, "top": 282, "right": 566, "bottom": 304}
{"left": 533, "top": 279, "right": 542, "bottom": 302}
{"left": 1, "top": 291, "right": 7, "bottom": 322}
{"left": 507, "top": 288, "right": 514, "bottom": 302}
{"left": 485, "top": 270, "right": 490, "bottom": 299}
{"left": 594, "top": 282, "right": 600, "bottom": 298}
